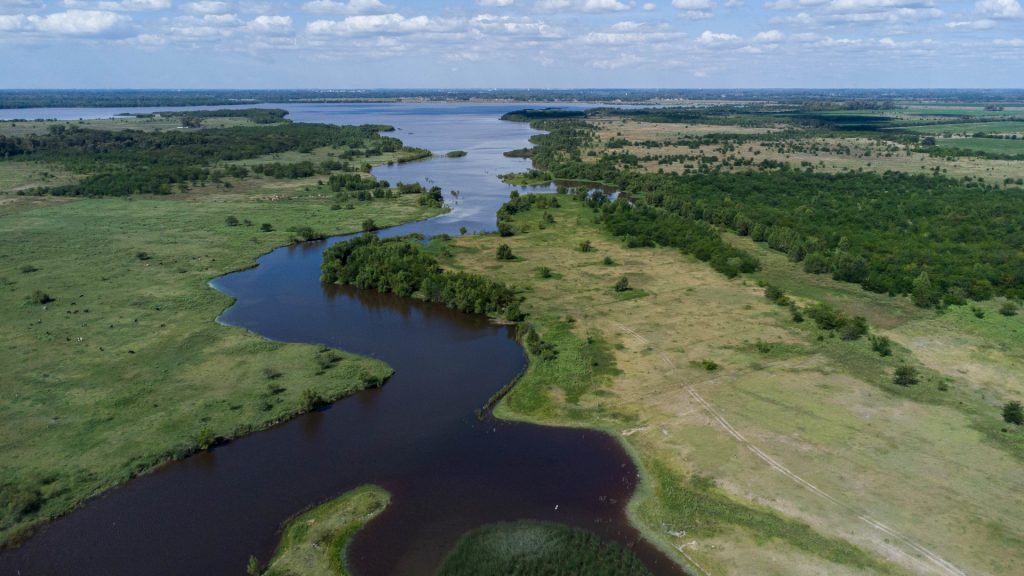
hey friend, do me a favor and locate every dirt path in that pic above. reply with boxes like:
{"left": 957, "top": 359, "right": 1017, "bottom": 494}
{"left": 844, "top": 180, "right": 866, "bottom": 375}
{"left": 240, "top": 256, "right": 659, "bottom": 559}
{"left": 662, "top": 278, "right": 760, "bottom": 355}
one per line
{"left": 612, "top": 321, "right": 966, "bottom": 576}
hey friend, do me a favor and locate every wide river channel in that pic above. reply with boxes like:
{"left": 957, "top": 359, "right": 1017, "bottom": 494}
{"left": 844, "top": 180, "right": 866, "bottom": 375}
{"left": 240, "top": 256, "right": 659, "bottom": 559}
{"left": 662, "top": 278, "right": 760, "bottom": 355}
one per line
{"left": 0, "top": 103, "right": 686, "bottom": 576}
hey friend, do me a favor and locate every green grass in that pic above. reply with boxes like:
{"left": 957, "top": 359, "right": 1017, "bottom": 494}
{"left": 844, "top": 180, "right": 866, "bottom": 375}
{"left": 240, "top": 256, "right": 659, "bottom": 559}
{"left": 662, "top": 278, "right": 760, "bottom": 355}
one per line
{"left": 437, "top": 521, "right": 653, "bottom": 576}
{"left": 263, "top": 485, "right": 389, "bottom": 576}
{"left": 635, "top": 463, "right": 892, "bottom": 573}
{"left": 935, "top": 137, "right": 1024, "bottom": 155}
{"left": 0, "top": 187, "right": 443, "bottom": 545}
{"left": 904, "top": 121, "right": 1024, "bottom": 134}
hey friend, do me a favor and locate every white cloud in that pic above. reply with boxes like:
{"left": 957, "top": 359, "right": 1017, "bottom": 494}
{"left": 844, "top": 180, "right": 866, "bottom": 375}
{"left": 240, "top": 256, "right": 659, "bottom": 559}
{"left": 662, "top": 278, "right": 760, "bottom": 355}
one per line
{"left": 643, "top": 1, "right": 656, "bottom": 8}
{"left": 945, "top": 18, "right": 995, "bottom": 29}
{"left": 753, "top": 28, "right": 784, "bottom": 41}
{"left": 672, "top": 0, "right": 713, "bottom": 8}
{"left": 477, "top": 0, "right": 515, "bottom": 5}
{"left": 96, "top": 0, "right": 170, "bottom": 10}
{"left": 302, "top": 0, "right": 390, "bottom": 14}
{"left": 993, "top": 37, "right": 1023, "bottom": 44}
{"left": 307, "top": 13, "right": 450, "bottom": 35}
{"left": 246, "top": 14, "right": 291, "bottom": 33}
{"left": 697, "top": 29, "right": 740, "bottom": 43}
{"left": 976, "top": 0, "right": 1023, "bottom": 18}
{"left": 0, "top": 14, "right": 27, "bottom": 30}
{"left": 184, "top": 1, "right": 228, "bottom": 13}
{"left": 535, "top": 0, "right": 629, "bottom": 12}
{"left": 26, "top": 9, "right": 130, "bottom": 34}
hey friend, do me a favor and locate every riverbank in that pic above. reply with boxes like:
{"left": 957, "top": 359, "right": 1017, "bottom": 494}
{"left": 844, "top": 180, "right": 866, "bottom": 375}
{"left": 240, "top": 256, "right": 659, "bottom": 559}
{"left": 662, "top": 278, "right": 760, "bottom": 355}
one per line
{"left": 0, "top": 182, "right": 444, "bottom": 545}
{"left": 446, "top": 195, "right": 1024, "bottom": 576}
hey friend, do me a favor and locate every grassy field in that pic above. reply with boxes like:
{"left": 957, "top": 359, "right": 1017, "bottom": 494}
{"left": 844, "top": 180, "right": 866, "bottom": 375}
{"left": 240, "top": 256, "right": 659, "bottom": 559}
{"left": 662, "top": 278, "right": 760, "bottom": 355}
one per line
{"left": 588, "top": 119, "right": 1024, "bottom": 184}
{"left": 903, "top": 121, "right": 1024, "bottom": 135}
{"left": 0, "top": 166, "right": 444, "bottom": 545}
{"left": 935, "top": 137, "right": 1024, "bottom": 155}
{"left": 446, "top": 197, "right": 1024, "bottom": 576}
{"left": 262, "top": 485, "right": 389, "bottom": 576}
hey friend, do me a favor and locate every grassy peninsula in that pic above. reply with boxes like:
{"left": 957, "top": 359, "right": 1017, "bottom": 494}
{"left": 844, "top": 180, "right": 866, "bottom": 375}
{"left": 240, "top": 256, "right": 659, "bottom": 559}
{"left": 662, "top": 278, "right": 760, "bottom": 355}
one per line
{"left": 0, "top": 111, "right": 446, "bottom": 545}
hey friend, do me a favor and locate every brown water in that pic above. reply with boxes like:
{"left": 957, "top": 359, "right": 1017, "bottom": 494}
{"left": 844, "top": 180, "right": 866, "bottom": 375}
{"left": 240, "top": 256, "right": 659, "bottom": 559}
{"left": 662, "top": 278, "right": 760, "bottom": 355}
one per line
{"left": 0, "top": 104, "right": 686, "bottom": 576}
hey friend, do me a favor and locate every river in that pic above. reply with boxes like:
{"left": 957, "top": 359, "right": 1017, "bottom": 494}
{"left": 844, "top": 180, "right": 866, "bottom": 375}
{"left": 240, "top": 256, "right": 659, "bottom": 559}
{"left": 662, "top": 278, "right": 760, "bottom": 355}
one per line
{"left": 0, "top": 103, "right": 685, "bottom": 576}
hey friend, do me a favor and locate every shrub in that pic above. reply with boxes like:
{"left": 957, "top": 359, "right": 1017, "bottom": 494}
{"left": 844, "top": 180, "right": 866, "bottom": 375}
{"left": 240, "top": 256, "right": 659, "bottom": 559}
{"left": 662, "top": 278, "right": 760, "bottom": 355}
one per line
{"left": 29, "top": 290, "right": 54, "bottom": 305}
{"left": 196, "top": 427, "right": 217, "bottom": 451}
{"left": 20, "top": 265, "right": 38, "bottom": 274}
{"left": 1003, "top": 401, "right": 1023, "bottom": 425}
{"left": 135, "top": 251, "right": 151, "bottom": 261}
{"left": 459, "top": 226, "right": 468, "bottom": 235}
{"left": 614, "top": 276, "right": 630, "bottom": 292}
{"left": 971, "top": 306, "right": 985, "bottom": 319}
{"left": 999, "top": 301, "right": 1019, "bottom": 316}
{"left": 262, "top": 367, "right": 282, "bottom": 380}
{"left": 361, "top": 219, "right": 378, "bottom": 232}
{"left": 301, "top": 388, "right": 325, "bottom": 411}
{"left": 496, "top": 244, "right": 515, "bottom": 261}
{"left": 579, "top": 240, "right": 594, "bottom": 252}
{"left": 837, "top": 316, "right": 868, "bottom": 341}
{"left": 893, "top": 365, "right": 919, "bottom": 386}
{"left": 497, "top": 222, "right": 514, "bottom": 237}
{"left": 869, "top": 335, "right": 893, "bottom": 357}
{"left": 537, "top": 266, "right": 553, "bottom": 279}
{"left": 602, "top": 256, "right": 615, "bottom": 265}
{"left": 225, "top": 215, "right": 239, "bottom": 227}
{"left": 260, "top": 223, "right": 273, "bottom": 232}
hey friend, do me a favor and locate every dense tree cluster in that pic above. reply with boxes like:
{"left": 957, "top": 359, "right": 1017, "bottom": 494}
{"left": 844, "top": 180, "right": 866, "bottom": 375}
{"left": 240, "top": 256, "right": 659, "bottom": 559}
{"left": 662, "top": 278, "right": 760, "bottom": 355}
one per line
{"left": 4, "top": 121, "right": 405, "bottom": 196}
{"left": 599, "top": 204, "right": 759, "bottom": 278}
{"left": 523, "top": 117, "right": 1024, "bottom": 302}
{"left": 322, "top": 235, "right": 522, "bottom": 320}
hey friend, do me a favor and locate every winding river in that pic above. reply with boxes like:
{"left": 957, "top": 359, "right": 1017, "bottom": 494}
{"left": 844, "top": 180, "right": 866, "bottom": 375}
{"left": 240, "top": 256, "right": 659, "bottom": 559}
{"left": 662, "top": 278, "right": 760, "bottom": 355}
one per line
{"left": 0, "top": 104, "right": 685, "bottom": 576}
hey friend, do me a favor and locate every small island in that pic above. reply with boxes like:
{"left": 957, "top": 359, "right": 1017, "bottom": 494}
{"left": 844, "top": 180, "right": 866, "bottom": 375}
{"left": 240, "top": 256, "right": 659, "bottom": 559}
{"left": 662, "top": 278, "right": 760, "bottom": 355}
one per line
{"left": 446, "top": 150, "right": 468, "bottom": 158}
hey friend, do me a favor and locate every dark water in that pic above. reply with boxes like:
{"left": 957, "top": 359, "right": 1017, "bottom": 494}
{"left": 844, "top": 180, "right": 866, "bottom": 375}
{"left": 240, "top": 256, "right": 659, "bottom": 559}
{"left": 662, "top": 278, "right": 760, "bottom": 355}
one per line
{"left": 0, "top": 104, "right": 684, "bottom": 576}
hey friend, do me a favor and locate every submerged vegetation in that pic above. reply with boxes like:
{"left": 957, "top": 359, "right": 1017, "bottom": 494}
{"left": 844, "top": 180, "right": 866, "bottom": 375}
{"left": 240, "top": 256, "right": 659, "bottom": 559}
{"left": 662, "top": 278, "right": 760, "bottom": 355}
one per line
{"left": 437, "top": 521, "right": 652, "bottom": 576}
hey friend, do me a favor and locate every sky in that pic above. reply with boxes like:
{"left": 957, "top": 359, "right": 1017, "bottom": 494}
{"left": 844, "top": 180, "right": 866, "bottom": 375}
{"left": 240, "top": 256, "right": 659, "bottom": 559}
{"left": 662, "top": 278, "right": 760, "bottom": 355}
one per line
{"left": 0, "top": 0, "right": 1021, "bottom": 88}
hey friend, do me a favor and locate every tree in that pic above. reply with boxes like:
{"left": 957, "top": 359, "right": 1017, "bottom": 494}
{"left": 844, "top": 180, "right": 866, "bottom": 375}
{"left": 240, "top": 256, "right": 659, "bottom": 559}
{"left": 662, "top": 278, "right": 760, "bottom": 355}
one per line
{"left": 1003, "top": 401, "right": 1023, "bottom": 425}
{"left": 614, "top": 276, "right": 630, "bottom": 292}
{"left": 496, "top": 244, "right": 514, "bottom": 261}
{"left": 361, "top": 219, "right": 378, "bottom": 232}
{"left": 911, "top": 272, "right": 940, "bottom": 308}
{"left": 893, "top": 365, "right": 919, "bottom": 386}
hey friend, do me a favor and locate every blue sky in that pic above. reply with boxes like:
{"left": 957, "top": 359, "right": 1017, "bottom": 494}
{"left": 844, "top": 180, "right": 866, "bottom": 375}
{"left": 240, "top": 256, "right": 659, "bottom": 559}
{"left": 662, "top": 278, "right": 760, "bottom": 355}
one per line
{"left": 0, "top": 0, "right": 1021, "bottom": 88}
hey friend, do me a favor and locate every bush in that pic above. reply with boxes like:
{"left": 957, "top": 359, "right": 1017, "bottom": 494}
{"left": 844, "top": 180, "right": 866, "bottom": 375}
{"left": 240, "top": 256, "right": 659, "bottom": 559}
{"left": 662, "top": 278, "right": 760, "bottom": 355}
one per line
{"left": 196, "top": 427, "right": 217, "bottom": 451}
{"left": 497, "top": 221, "right": 514, "bottom": 237}
{"left": 260, "top": 223, "right": 273, "bottom": 232}
{"left": 29, "top": 290, "right": 54, "bottom": 305}
{"left": 602, "top": 256, "right": 615, "bottom": 265}
{"left": 579, "top": 240, "right": 594, "bottom": 252}
{"left": 301, "top": 388, "right": 326, "bottom": 411}
{"left": 496, "top": 244, "right": 515, "bottom": 261}
{"left": 893, "top": 365, "right": 919, "bottom": 387}
{"left": 537, "top": 267, "right": 553, "bottom": 279}
{"left": 999, "top": 301, "right": 1019, "bottom": 316}
{"left": 1003, "top": 401, "right": 1023, "bottom": 425}
{"left": 362, "top": 219, "right": 378, "bottom": 232}
{"left": 225, "top": 215, "right": 239, "bottom": 227}
{"left": 135, "top": 251, "right": 151, "bottom": 261}
{"left": 614, "top": 276, "right": 630, "bottom": 292}
{"left": 869, "top": 335, "right": 893, "bottom": 357}
{"left": 20, "top": 264, "right": 38, "bottom": 273}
